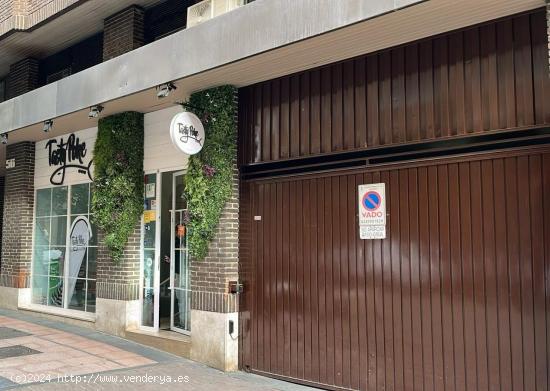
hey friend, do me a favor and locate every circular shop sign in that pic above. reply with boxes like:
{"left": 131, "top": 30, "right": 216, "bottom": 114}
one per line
{"left": 170, "top": 111, "right": 205, "bottom": 155}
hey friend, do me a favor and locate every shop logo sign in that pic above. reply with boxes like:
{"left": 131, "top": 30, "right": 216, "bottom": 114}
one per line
{"left": 170, "top": 112, "right": 205, "bottom": 155}
{"left": 46, "top": 133, "right": 93, "bottom": 185}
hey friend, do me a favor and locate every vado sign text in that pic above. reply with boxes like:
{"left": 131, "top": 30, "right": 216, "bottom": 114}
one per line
{"left": 358, "top": 183, "right": 386, "bottom": 239}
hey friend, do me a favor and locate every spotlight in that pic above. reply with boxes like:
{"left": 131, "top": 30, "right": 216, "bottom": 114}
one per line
{"left": 88, "top": 105, "right": 104, "bottom": 118}
{"left": 0, "top": 134, "right": 7, "bottom": 145}
{"left": 157, "top": 82, "right": 176, "bottom": 99}
{"left": 43, "top": 119, "right": 53, "bottom": 133}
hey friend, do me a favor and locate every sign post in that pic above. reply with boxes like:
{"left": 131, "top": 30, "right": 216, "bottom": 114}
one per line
{"left": 358, "top": 183, "right": 386, "bottom": 239}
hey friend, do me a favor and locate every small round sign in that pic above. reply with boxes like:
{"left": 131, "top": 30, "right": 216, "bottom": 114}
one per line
{"left": 170, "top": 111, "right": 205, "bottom": 155}
{"left": 362, "top": 191, "right": 382, "bottom": 211}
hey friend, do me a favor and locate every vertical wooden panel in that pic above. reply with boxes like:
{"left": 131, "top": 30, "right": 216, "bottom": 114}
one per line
{"left": 366, "top": 55, "right": 380, "bottom": 147}
{"left": 331, "top": 64, "right": 343, "bottom": 151}
{"left": 464, "top": 28, "right": 483, "bottom": 133}
{"left": 392, "top": 48, "right": 406, "bottom": 143}
{"left": 504, "top": 157, "right": 524, "bottom": 391}
{"left": 271, "top": 80, "right": 280, "bottom": 161}
{"left": 262, "top": 83, "right": 271, "bottom": 161}
{"left": 302, "top": 179, "right": 311, "bottom": 381}
{"left": 317, "top": 177, "right": 327, "bottom": 386}
{"left": 471, "top": 161, "right": 490, "bottom": 391}
{"left": 324, "top": 176, "right": 335, "bottom": 386}
{"left": 459, "top": 161, "right": 477, "bottom": 391}
{"left": 493, "top": 157, "right": 513, "bottom": 391}
{"left": 530, "top": 12, "right": 550, "bottom": 125}
{"left": 390, "top": 169, "right": 404, "bottom": 389}
{"left": 513, "top": 15, "right": 535, "bottom": 127}
{"left": 438, "top": 164, "right": 455, "bottom": 391}
{"left": 433, "top": 36, "right": 450, "bottom": 138}
{"left": 300, "top": 73, "right": 310, "bottom": 156}
{"left": 448, "top": 31, "right": 466, "bottom": 135}
{"left": 428, "top": 164, "right": 445, "bottom": 391}
{"left": 308, "top": 178, "right": 319, "bottom": 382}
{"left": 332, "top": 175, "right": 343, "bottom": 387}
{"left": 399, "top": 169, "right": 414, "bottom": 388}
{"left": 419, "top": 40, "right": 435, "bottom": 140}
{"left": 418, "top": 166, "right": 435, "bottom": 391}
{"left": 405, "top": 44, "right": 420, "bottom": 141}
{"left": 529, "top": 155, "right": 548, "bottom": 391}
{"left": 481, "top": 159, "right": 501, "bottom": 391}
{"left": 480, "top": 24, "right": 499, "bottom": 131}
{"left": 339, "top": 176, "right": 352, "bottom": 387}
{"left": 517, "top": 156, "right": 536, "bottom": 391}
{"left": 354, "top": 58, "right": 367, "bottom": 148}
{"left": 290, "top": 76, "right": 300, "bottom": 158}
{"left": 279, "top": 77, "right": 290, "bottom": 159}
{"left": 310, "top": 70, "right": 321, "bottom": 154}
{"left": 321, "top": 67, "right": 332, "bottom": 154}
{"left": 276, "top": 182, "right": 284, "bottom": 373}
{"left": 379, "top": 51, "right": 392, "bottom": 146}
{"left": 281, "top": 182, "right": 294, "bottom": 376}
{"left": 448, "top": 163, "right": 466, "bottom": 390}
{"left": 496, "top": 19, "right": 517, "bottom": 130}
{"left": 380, "top": 169, "right": 394, "bottom": 390}
{"left": 295, "top": 181, "right": 305, "bottom": 379}
{"left": 253, "top": 85, "right": 262, "bottom": 163}
{"left": 408, "top": 168, "right": 424, "bottom": 390}
{"left": 289, "top": 180, "right": 298, "bottom": 378}
{"left": 343, "top": 61, "right": 355, "bottom": 150}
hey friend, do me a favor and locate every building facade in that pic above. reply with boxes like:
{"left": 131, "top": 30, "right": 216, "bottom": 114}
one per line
{"left": 0, "top": 0, "right": 548, "bottom": 389}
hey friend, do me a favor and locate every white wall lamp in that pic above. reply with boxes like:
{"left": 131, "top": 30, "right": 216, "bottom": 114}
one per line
{"left": 43, "top": 119, "right": 53, "bottom": 133}
{"left": 0, "top": 133, "right": 7, "bottom": 145}
{"left": 157, "top": 82, "right": 177, "bottom": 99}
{"left": 88, "top": 105, "right": 104, "bottom": 119}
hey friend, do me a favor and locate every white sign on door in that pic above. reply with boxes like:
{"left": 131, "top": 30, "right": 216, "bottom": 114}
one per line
{"left": 358, "top": 183, "right": 386, "bottom": 239}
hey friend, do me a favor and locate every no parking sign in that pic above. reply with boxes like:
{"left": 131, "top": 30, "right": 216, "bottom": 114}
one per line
{"left": 358, "top": 183, "right": 386, "bottom": 239}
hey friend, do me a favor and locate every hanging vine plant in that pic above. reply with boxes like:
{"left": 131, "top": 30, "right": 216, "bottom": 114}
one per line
{"left": 182, "top": 85, "right": 237, "bottom": 260}
{"left": 92, "top": 111, "right": 144, "bottom": 263}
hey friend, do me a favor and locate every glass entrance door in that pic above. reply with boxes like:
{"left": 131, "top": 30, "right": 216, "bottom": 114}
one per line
{"left": 170, "top": 172, "right": 190, "bottom": 333}
{"left": 142, "top": 173, "right": 160, "bottom": 329}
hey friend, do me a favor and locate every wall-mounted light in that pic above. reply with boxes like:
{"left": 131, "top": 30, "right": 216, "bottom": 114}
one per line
{"left": 43, "top": 119, "right": 53, "bottom": 133}
{"left": 88, "top": 105, "right": 104, "bottom": 119}
{"left": 0, "top": 133, "right": 7, "bottom": 145}
{"left": 157, "top": 82, "right": 176, "bottom": 99}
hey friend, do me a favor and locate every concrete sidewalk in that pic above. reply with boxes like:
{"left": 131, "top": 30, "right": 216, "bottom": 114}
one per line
{"left": 0, "top": 309, "right": 318, "bottom": 390}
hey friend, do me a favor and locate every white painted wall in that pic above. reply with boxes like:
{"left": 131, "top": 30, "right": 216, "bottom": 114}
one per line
{"left": 35, "top": 127, "right": 97, "bottom": 189}
{"left": 144, "top": 106, "right": 190, "bottom": 173}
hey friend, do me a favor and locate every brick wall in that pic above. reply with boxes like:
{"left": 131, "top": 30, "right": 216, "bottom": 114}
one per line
{"left": 0, "top": 142, "right": 35, "bottom": 288}
{"left": 96, "top": 221, "right": 141, "bottom": 301}
{"left": 1, "top": 0, "right": 80, "bottom": 37}
{"left": 103, "top": 5, "right": 144, "bottom": 61}
{"left": 0, "top": 177, "right": 5, "bottom": 272}
{"left": 6, "top": 57, "right": 38, "bottom": 99}
{"left": 190, "top": 164, "right": 239, "bottom": 313}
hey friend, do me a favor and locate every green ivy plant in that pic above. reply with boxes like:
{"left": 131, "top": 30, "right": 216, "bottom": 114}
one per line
{"left": 92, "top": 112, "right": 144, "bottom": 263}
{"left": 182, "top": 85, "right": 237, "bottom": 260}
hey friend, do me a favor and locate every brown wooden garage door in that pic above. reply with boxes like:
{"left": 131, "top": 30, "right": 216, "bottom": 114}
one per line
{"left": 239, "top": 147, "right": 550, "bottom": 391}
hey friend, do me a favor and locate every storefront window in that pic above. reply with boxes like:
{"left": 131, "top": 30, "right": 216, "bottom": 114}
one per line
{"left": 32, "top": 183, "right": 97, "bottom": 313}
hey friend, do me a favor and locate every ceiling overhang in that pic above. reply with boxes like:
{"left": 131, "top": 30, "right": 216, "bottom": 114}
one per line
{"left": 0, "top": 0, "right": 545, "bottom": 145}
